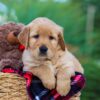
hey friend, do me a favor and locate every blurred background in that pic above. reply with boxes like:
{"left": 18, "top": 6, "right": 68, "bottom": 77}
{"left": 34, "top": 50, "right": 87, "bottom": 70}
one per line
{"left": 0, "top": 0, "right": 100, "bottom": 99}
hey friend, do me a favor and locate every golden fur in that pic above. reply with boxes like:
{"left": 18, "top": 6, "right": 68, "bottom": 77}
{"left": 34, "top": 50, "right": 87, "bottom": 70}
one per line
{"left": 18, "top": 17, "right": 83, "bottom": 99}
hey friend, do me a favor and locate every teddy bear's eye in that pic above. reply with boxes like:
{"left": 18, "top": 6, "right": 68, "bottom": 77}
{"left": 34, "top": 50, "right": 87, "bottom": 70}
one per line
{"left": 33, "top": 34, "right": 39, "bottom": 39}
{"left": 49, "top": 36, "right": 55, "bottom": 40}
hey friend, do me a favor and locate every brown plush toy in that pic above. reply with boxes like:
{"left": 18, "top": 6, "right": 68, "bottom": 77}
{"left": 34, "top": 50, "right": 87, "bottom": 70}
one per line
{"left": 0, "top": 22, "right": 24, "bottom": 71}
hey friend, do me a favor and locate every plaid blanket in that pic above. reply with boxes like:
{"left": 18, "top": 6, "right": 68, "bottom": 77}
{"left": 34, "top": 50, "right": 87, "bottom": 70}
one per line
{"left": 2, "top": 66, "right": 85, "bottom": 100}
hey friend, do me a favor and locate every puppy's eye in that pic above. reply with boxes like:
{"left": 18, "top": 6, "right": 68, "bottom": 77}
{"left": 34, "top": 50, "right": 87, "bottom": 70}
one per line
{"left": 49, "top": 36, "right": 55, "bottom": 40}
{"left": 33, "top": 34, "right": 39, "bottom": 39}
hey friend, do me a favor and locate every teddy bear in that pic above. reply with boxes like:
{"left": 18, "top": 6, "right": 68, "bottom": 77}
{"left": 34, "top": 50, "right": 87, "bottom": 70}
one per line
{"left": 0, "top": 22, "right": 24, "bottom": 71}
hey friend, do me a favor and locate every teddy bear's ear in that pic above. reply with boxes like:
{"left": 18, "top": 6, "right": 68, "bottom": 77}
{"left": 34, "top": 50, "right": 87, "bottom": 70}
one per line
{"left": 18, "top": 27, "right": 30, "bottom": 48}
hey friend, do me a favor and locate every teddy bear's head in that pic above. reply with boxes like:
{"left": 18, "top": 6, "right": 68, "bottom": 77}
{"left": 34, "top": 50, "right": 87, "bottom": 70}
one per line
{"left": 0, "top": 22, "right": 24, "bottom": 70}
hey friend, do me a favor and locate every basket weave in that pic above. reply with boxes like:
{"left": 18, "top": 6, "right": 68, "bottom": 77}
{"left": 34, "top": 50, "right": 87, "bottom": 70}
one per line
{"left": 0, "top": 72, "right": 29, "bottom": 100}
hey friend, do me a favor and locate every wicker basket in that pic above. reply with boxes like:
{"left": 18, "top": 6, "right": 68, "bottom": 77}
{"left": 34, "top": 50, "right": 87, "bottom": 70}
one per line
{"left": 0, "top": 72, "right": 29, "bottom": 100}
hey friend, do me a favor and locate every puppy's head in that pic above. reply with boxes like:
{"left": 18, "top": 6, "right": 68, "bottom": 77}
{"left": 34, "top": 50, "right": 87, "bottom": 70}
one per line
{"left": 18, "top": 17, "right": 65, "bottom": 60}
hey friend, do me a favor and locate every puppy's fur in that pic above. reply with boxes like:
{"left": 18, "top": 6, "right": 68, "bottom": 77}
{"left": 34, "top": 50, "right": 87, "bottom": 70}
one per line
{"left": 18, "top": 17, "right": 84, "bottom": 97}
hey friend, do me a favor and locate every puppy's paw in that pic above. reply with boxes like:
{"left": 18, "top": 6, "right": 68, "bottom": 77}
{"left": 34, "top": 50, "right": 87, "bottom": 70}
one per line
{"left": 57, "top": 79, "right": 71, "bottom": 96}
{"left": 42, "top": 76, "right": 56, "bottom": 90}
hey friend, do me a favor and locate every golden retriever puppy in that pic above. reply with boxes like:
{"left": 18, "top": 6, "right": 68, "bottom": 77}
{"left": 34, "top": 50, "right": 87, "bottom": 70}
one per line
{"left": 18, "top": 17, "right": 84, "bottom": 97}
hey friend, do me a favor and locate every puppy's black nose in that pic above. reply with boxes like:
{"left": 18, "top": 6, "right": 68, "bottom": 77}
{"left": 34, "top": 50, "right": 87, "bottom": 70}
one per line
{"left": 39, "top": 45, "right": 48, "bottom": 54}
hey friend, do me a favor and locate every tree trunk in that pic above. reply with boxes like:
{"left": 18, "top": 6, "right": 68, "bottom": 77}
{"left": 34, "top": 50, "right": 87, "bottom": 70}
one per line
{"left": 86, "top": 4, "right": 96, "bottom": 55}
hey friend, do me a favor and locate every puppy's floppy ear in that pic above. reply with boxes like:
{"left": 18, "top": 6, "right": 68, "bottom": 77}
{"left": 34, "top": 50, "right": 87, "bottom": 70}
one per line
{"left": 18, "top": 26, "right": 30, "bottom": 48}
{"left": 58, "top": 32, "right": 65, "bottom": 51}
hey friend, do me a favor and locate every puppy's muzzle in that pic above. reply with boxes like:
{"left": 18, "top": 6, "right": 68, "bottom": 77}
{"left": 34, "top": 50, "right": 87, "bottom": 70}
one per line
{"left": 39, "top": 45, "right": 48, "bottom": 55}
